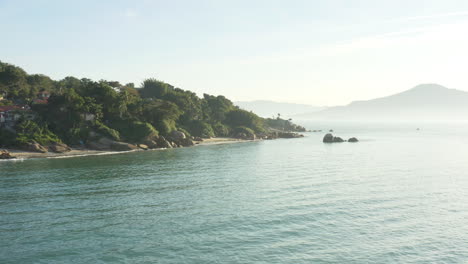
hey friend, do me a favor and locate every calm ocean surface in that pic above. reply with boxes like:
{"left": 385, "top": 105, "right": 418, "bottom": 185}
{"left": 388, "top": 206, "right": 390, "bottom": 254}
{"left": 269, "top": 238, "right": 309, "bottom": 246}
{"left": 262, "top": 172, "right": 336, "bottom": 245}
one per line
{"left": 1, "top": 121, "right": 468, "bottom": 263}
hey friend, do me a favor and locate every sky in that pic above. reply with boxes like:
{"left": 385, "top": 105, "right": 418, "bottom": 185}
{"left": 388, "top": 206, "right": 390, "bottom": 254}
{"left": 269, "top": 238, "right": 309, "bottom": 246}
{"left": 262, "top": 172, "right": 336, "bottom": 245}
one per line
{"left": 2, "top": 0, "right": 468, "bottom": 106}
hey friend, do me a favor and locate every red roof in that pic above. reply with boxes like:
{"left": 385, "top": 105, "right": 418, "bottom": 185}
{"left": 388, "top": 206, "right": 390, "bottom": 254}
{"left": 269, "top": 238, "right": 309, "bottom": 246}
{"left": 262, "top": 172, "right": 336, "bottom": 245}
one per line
{"left": 0, "top": 105, "right": 20, "bottom": 112}
{"left": 33, "top": 99, "right": 48, "bottom": 104}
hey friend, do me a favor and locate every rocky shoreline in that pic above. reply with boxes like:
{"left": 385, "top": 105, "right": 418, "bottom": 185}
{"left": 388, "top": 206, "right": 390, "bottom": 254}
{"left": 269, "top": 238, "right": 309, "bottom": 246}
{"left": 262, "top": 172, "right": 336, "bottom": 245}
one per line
{"left": 1, "top": 131, "right": 304, "bottom": 160}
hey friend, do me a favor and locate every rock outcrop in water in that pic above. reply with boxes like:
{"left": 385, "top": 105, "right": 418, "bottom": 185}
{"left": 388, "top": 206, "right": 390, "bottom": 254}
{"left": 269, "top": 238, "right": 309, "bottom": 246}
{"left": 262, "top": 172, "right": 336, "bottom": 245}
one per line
{"left": 323, "top": 133, "right": 334, "bottom": 143}
{"left": 333, "top": 136, "right": 344, "bottom": 142}
{"left": 323, "top": 133, "right": 357, "bottom": 143}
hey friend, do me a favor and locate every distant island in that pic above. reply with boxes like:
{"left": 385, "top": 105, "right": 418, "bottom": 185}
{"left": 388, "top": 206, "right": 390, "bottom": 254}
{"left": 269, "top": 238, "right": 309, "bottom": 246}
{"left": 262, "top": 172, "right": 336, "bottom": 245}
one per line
{"left": 296, "top": 84, "right": 468, "bottom": 121}
{"left": 0, "top": 61, "right": 305, "bottom": 158}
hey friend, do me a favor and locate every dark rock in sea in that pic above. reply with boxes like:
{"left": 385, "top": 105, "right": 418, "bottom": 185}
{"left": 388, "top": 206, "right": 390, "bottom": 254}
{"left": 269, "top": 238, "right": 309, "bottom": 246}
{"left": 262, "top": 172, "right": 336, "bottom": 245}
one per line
{"left": 333, "top": 137, "right": 344, "bottom": 143}
{"left": 323, "top": 133, "right": 345, "bottom": 143}
{"left": 110, "top": 142, "right": 138, "bottom": 151}
{"left": 25, "top": 141, "right": 48, "bottom": 153}
{"left": 48, "top": 142, "right": 71, "bottom": 153}
{"left": 329, "top": 129, "right": 334, "bottom": 132}
{"left": 348, "top": 137, "right": 359, "bottom": 143}
{"left": 323, "top": 133, "right": 334, "bottom": 143}
{"left": 0, "top": 150, "right": 16, "bottom": 159}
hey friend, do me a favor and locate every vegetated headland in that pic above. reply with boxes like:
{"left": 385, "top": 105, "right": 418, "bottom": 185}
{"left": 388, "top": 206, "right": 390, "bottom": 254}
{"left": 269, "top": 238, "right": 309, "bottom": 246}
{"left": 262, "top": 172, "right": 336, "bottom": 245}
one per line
{"left": 0, "top": 61, "right": 305, "bottom": 159}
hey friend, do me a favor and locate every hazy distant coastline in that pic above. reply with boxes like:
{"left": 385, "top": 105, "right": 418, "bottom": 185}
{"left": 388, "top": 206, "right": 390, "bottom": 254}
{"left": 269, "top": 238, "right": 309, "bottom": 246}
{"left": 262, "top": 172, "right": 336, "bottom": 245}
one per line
{"left": 296, "top": 84, "right": 468, "bottom": 121}
{"left": 235, "top": 100, "right": 325, "bottom": 118}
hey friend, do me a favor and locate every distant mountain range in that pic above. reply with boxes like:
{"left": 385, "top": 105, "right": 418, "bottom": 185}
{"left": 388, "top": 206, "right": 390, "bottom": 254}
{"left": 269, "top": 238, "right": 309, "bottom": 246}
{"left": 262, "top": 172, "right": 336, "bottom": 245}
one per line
{"left": 296, "top": 84, "right": 468, "bottom": 121}
{"left": 235, "top": 100, "right": 324, "bottom": 118}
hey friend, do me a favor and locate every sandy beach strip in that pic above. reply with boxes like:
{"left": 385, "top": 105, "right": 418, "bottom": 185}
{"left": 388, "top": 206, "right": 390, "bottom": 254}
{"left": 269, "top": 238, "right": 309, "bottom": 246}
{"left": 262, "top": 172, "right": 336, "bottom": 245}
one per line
{"left": 1, "top": 138, "right": 256, "bottom": 160}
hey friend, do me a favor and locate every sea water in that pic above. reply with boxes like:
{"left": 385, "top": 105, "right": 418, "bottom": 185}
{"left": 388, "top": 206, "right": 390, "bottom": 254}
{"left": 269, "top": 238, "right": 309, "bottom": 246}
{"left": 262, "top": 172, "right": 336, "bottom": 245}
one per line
{"left": 1, "top": 121, "right": 468, "bottom": 263}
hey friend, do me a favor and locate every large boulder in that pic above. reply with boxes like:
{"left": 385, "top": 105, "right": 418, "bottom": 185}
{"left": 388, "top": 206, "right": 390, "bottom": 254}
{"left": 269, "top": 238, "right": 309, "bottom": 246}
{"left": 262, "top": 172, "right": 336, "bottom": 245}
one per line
{"left": 323, "top": 133, "right": 345, "bottom": 143}
{"left": 333, "top": 137, "right": 344, "bottom": 143}
{"left": 323, "top": 133, "right": 334, "bottom": 143}
{"left": 156, "top": 136, "right": 172, "bottom": 149}
{"left": 87, "top": 137, "right": 117, "bottom": 150}
{"left": 144, "top": 140, "right": 159, "bottom": 149}
{"left": 110, "top": 142, "right": 138, "bottom": 151}
{"left": 138, "top": 144, "right": 149, "bottom": 150}
{"left": 348, "top": 137, "right": 359, "bottom": 143}
{"left": 25, "top": 141, "right": 48, "bottom": 153}
{"left": 178, "top": 138, "right": 195, "bottom": 147}
{"left": 86, "top": 141, "right": 109, "bottom": 150}
{"left": 169, "top": 131, "right": 186, "bottom": 141}
{"left": 49, "top": 142, "right": 71, "bottom": 153}
{"left": 98, "top": 137, "right": 116, "bottom": 147}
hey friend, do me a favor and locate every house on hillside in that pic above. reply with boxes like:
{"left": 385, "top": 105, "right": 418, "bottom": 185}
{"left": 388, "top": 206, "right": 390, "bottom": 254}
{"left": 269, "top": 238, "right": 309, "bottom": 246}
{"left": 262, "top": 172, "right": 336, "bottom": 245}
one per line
{"left": 33, "top": 90, "right": 51, "bottom": 104}
{"left": 0, "top": 105, "right": 34, "bottom": 128}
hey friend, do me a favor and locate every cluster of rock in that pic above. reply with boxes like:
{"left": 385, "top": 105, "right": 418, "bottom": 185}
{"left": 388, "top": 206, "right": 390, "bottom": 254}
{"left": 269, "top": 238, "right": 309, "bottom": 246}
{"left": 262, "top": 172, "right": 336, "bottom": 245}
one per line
{"left": 1, "top": 150, "right": 16, "bottom": 159}
{"left": 323, "top": 133, "right": 359, "bottom": 143}
{"left": 23, "top": 141, "right": 72, "bottom": 153}
{"left": 17, "top": 129, "right": 307, "bottom": 154}
{"left": 86, "top": 130, "right": 197, "bottom": 152}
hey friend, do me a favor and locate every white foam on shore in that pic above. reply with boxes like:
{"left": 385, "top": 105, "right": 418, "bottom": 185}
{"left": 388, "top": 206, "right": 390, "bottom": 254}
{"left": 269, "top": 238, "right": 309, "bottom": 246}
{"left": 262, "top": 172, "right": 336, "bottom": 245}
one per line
{"left": 5, "top": 139, "right": 253, "bottom": 161}
{"left": 0, "top": 158, "right": 25, "bottom": 162}
{"left": 47, "top": 150, "right": 140, "bottom": 159}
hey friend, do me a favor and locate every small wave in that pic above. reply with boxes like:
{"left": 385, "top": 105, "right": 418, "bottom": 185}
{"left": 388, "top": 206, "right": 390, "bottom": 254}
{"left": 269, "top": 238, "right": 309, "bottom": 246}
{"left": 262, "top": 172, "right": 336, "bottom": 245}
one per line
{"left": 0, "top": 158, "right": 25, "bottom": 162}
{"left": 47, "top": 150, "right": 141, "bottom": 159}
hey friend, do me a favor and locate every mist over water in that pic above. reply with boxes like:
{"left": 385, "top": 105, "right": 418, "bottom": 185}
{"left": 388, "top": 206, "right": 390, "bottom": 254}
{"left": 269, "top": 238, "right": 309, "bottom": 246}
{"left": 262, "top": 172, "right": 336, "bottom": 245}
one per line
{"left": 1, "top": 121, "right": 468, "bottom": 263}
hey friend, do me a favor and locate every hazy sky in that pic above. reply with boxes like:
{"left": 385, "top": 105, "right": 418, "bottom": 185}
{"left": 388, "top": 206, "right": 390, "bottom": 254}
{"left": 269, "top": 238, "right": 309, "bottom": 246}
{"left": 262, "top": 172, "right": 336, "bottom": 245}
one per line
{"left": 2, "top": 0, "right": 468, "bottom": 105}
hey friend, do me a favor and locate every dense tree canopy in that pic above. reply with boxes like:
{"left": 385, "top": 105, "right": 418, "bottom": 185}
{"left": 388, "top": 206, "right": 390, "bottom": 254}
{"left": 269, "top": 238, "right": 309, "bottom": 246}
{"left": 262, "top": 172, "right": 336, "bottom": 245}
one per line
{"left": 0, "top": 61, "right": 305, "bottom": 147}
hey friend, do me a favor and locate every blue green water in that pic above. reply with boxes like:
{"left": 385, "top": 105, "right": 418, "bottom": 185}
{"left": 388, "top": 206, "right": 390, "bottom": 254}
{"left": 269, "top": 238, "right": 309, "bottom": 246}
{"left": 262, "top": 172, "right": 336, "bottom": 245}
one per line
{"left": 1, "top": 122, "right": 468, "bottom": 263}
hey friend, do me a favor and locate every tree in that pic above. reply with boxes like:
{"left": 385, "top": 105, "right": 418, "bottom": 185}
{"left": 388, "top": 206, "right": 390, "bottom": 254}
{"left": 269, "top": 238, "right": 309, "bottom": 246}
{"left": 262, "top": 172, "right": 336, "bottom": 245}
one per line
{"left": 0, "top": 61, "right": 30, "bottom": 99}
{"left": 225, "top": 109, "right": 265, "bottom": 133}
{"left": 140, "top": 78, "right": 172, "bottom": 99}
